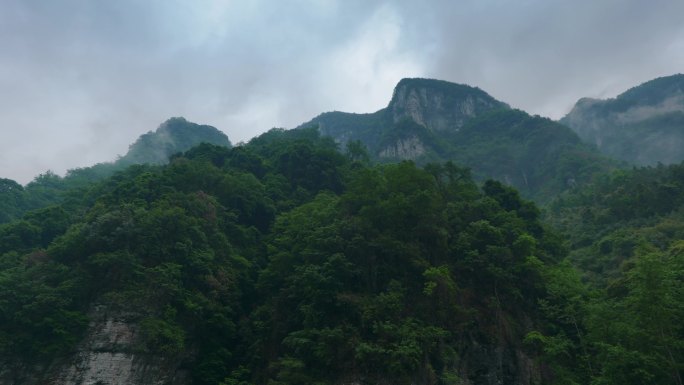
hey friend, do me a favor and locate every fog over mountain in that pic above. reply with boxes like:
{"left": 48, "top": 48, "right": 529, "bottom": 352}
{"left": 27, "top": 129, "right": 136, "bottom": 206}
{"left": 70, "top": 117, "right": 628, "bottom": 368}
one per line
{"left": 1, "top": 0, "right": 684, "bottom": 183}
{"left": 562, "top": 74, "right": 684, "bottom": 165}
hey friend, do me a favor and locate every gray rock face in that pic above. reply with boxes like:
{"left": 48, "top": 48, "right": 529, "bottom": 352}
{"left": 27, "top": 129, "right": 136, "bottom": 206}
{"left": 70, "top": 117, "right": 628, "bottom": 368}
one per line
{"left": 54, "top": 315, "right": 138, "bottom": 385}
{"left": 0, "top": 305, "right": 189, "bottom": 385}
{"left": 389, "top": 78, "right": 509, "bottom": 132}
{"left": 297, "top": 78, "right": 509, "bottom": 165}
{"left": 379, "top": 136, "right": 426, "bottom": 159}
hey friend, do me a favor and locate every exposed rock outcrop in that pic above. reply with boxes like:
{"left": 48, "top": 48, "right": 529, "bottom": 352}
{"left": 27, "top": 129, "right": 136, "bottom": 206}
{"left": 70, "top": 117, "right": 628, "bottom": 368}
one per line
{"left": 0, "top": 305, "right": 189, "bottom": 385}
{"left": 297, "top": 78, "right": 509, "bottom": 163}
{"left": 389, "top": 78, "right": 509, "bottom": 132}
{"left": 379, "top": 136, "right": 426, "bottom": 159}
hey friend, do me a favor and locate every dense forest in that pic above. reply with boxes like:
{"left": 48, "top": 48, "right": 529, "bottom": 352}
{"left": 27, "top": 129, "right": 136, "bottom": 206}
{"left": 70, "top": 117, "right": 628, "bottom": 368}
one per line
{"left": 1, "top": 125, "right": 681, "bottom": 385}
{"left": 0, "top": 75, "right": 683, "bottom": 385}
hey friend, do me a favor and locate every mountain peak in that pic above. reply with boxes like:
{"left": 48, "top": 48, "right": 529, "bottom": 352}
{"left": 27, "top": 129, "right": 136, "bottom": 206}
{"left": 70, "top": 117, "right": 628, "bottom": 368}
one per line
{"left": 119, "top": 117, "right": 231, "bottom": 165}
{"left": 390, "top": 78, "right": 495, "bottom": 103}
{"left": 388, "top": 78, "right": 509, "bottom": 131}
{"left": 561, "top": 73, "right": 684, "bottom": 165}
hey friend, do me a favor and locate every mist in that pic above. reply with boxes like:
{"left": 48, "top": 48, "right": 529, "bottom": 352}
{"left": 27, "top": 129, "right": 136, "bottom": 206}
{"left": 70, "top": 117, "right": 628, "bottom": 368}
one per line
{"left": 1, "top": 0, "right": 683, "bottom": 183}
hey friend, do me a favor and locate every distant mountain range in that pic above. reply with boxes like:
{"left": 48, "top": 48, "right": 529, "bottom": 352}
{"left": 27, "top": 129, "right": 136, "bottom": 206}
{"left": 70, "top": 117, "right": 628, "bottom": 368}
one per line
{"left": 4, "top": 73, "right": 683, "bottom": 213}
{"left": 561, "top": 73, "right": 684, "bottom": 165}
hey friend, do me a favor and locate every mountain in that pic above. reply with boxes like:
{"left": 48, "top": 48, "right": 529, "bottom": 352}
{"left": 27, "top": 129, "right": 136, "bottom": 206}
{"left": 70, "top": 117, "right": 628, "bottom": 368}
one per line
{"left": 299, "top": 78, "right": 508, "bottom": 160}
{"left": 117, "top": 117, "right": 232, "bottom": 165}
{"left": 0, "top": 117, "right": 232, "bottom": 225}
{"left": 561, "top": 73, "right": 684, "bottom": 165}
{"left": 444, "top": 109, "right": 613, "bottom": 201}
{"left": 300, "top": 78, "right": 614, "bottom": 202}
{"left": 1, "top": 118, "right": 681, "bottom": 385}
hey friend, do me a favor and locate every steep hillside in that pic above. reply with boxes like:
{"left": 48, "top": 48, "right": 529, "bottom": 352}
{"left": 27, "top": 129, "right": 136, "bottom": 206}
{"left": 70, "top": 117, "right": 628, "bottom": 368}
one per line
{"left": 445, "top": 109, "right": 612, "bottom": 200}
{"left": 299, "top": 78, "right": 508, "bottom": 160}
{"left": 1, "top": 126, "right": 681, "bottom": 385}
{"left": 546, "top": 162, "right": 684, "bottom": 282}
{"left": 540, "top": 163, "right": 684, "bottom": 385}
{"left": 561, "top": 74, "right": 684, "bottom": 165}
{"left": 0, "top": 128, "right": 578, "bottom": 385}
{"left": 300, "top": 78, "right": 614, "bottom": 202}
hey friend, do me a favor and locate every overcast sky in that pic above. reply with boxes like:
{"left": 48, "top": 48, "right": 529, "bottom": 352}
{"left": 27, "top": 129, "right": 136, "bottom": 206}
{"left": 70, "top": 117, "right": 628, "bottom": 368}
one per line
{"left": 1, "top": 0, "right": 683, "bottom": 183}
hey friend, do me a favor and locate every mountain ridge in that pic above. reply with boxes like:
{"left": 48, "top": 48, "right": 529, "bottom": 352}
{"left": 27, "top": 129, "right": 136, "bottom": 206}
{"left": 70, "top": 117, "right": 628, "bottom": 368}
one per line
{"left": 299, "top": 77, "right": 614, "bottom": 202}
{"left": 561, "top": 73, "right": 684, "bottom": 165}
{"left": 0, "top": 117, "right": 232, "bottom": 225}
{"left": 1, "top": 75, "right": 683, "bottom": 385}
{"left": 388, "top": 78, "right": 510, "bottom": 131}
{"left": 298, "top": 78, "right": 509, "bottom": 159}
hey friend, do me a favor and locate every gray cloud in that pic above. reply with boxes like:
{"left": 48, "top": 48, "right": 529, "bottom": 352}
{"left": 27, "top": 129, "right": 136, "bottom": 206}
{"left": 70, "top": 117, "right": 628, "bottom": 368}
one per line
{"left": 410, "top": 0, "right": 684, "bottom": 116}
{"left": 1, "top": 0, "right": 683, "bottom": 183}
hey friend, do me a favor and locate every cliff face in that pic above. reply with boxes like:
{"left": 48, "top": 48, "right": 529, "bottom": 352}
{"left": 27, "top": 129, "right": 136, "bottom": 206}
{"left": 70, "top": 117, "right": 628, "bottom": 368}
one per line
{"left": 1, "top": 312, "right": 543, "bottom": 385}
{"left": 0, "top": 305, "right": 188, "bottom": 385}
{"left": 561, "top": 74, "right": 684, "bottom": 165}
{"left": 378, "top": 136, "right": 426, "bottom": 159}
{"left": 298, "top": 78, "right": 508, "bottom": 163}
{"left": 389, "top": 78, "right": 509, "bottom": 132}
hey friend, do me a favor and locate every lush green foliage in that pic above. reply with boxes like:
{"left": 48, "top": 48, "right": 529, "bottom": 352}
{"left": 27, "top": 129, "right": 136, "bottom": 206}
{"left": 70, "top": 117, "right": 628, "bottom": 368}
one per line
{"left": 0, "top": 129, "right": 582, "bottom": 384}
{"left": 251, "top": 164, "right": 562, "bottom": 384}
{"left": 0, "top": 117, "right": 232, "bottom": 225}
{"left": 1, "top": 115, "right": 682, "bottom": 384}
{"left": 538, "top": 163, "right": 684, "bottom": 384}
{"left": 547, "top": 162, "right": 684, "bottom": 281}
{"left": 445, "top": 110, "right": 615, "bottom": 202}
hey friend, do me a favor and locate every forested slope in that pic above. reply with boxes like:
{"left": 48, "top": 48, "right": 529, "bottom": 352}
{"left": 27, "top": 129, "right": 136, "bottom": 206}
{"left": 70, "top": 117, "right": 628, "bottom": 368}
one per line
{"left": 0, "top": 117, "right": 231, "bottom": 225}
{"left": 1, "top": 127, "right": 588, "bottom": 385}
{"left": 1, "top": 76, "right": 683, "bottom": 384}
{"left": 300, "top": 78, "right": 615, "bottom": 203}
{"left": 541, "top": 163, "right": 684, "bottom": 385}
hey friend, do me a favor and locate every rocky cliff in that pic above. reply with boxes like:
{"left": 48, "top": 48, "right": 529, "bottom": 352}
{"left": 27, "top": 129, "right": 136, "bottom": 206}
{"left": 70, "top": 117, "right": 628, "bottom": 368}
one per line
{"left": 389, "top": 78, "right": 509, "bottom": 131}
{"left": 378, "top": 135, "right": 426, "bottom": 159}
{"left": 298, "top": 78, "right": 612, "bottom": 202}
{"left": 0, "top": 305, "right": 188, "bottom": 385}
{"left": 298, "top": 78, "right": 508, "bottom": 162}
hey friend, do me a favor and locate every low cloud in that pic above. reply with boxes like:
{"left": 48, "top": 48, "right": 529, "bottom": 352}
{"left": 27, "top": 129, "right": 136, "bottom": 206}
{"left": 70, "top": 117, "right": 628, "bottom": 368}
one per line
{"left": 1, "top": 0, "right": 683, "bottom": 183}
